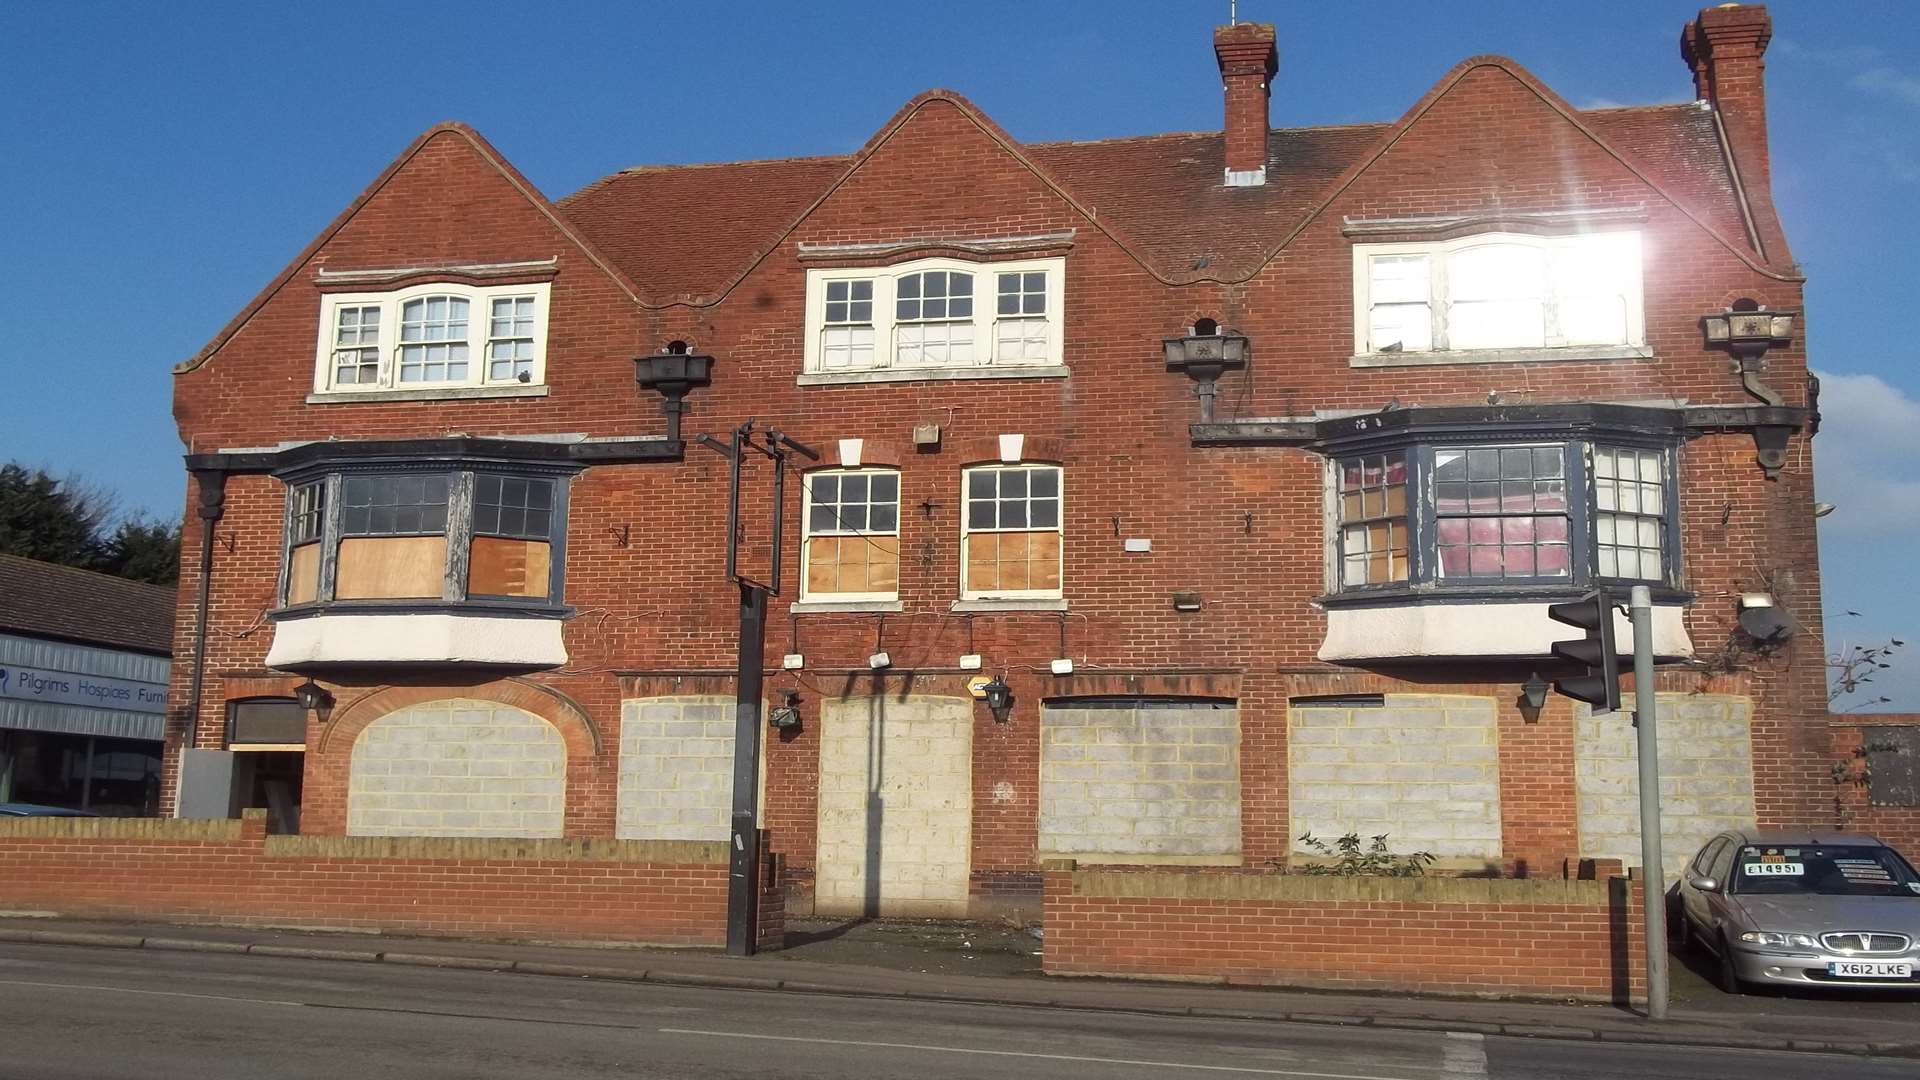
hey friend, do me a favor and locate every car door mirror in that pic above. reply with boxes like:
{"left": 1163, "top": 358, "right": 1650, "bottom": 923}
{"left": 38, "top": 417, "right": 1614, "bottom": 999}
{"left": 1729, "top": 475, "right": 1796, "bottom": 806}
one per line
{"left": 1688, "top": 874, "right": 1719, "bottom": 893}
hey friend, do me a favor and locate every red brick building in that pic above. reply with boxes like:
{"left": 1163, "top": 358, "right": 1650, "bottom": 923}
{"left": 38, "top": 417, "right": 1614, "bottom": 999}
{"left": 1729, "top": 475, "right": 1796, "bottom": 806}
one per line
{"left": 164, "top": 5, "right": 1824, "bottom": 919}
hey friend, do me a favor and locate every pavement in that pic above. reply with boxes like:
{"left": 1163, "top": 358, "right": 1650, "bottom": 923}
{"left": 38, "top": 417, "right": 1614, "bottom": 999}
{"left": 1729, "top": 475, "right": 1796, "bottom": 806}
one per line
{"left": 1, "top": 913, "right": 1917, "bottom": 1061}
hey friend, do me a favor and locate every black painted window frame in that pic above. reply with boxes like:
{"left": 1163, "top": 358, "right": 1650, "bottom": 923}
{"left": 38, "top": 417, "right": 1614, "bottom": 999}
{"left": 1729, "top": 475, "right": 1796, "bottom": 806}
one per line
{"left": 274, "top": 461, "right": 572, "bottom": 615}
{"left": 1329, "top": 436, "right": 1681, "bottom": 597}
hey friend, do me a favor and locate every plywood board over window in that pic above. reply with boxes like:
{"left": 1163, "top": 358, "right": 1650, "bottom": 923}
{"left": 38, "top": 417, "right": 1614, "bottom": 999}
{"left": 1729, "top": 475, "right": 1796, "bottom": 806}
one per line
{"left": 335, "top": 536, "right": 448, "bottom": 599}
{"left": 469, "top": 537, "right": 551, "bottom": 598}
{"left": 806, "top": 535, "right": 900, "bottom": 596}
{"left": 286, "top": 543, "right": 322, "bottom": 605}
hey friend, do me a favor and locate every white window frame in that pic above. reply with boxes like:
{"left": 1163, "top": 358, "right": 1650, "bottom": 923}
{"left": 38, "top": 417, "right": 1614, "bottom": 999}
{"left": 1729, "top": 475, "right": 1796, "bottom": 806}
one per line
{"left": 800, "top": 467, "right": 902, "bottom": 604}
{"left": 1350, "top": 232, "right": 1644, "bottom": 360}
{"left": 313, "top": 281, "right": 553, "bottom": 394}
{"left": 802, "top": 256, "right": 1066, "bottom": 376}
{"left": 960, "top": 463, "right": 1065, "bottom": 602}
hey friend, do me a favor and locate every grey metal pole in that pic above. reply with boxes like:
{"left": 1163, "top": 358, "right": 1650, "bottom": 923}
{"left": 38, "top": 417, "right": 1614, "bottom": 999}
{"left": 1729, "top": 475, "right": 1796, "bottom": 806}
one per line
{"left": 1630, "top": 584, "right": 1668, "bottom": 1020}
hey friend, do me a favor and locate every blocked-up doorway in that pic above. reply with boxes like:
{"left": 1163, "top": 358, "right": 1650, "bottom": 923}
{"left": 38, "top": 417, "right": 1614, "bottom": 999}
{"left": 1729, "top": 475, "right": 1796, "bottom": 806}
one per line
{"left": 815, "top": 695, "right": 972, "bottom": 917}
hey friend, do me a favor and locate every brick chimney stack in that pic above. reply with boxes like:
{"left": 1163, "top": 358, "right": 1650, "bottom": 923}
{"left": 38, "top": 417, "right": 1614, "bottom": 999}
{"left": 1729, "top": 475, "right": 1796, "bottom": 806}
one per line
{"left": 1215, "top": 22, "right": 1278, "bottom": 187}
{"left": 1682, "top": 4, "right": 1785, "bottom": 257}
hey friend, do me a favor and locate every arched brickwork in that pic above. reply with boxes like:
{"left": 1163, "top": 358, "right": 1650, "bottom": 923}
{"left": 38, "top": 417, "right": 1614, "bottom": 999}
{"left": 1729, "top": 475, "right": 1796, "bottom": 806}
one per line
{"left": 347, "top": 699, "right": 566, "bottom": 838}
{"left": 300, "top": 677, "right": 603, "bottom": 836}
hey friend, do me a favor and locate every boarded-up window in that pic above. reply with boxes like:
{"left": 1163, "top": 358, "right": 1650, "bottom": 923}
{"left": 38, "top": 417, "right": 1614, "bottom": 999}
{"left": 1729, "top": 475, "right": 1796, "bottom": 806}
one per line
{"left": 469, "top": 536, "right": 552, "bottom": 598}
{"left": 287, "top": 543, "right": 322, "bottom": 604}
{"left": 803, "top": 470, "right": 900, "bottom": 600}
{"left": 335, "top": 536, "right": 447, "bottom": 599}
{"left": 963, "top": 465, "right": 1062, "bottom": 598}
{"left": 1867, "top": 726, "right": 1920, "bottom": 807}
{"left": 334, "top": 474, "right": 450, "bottom": 600}
{"left": 469, "top": 474, "right": 556, "bottom": 599}
{"left": 285, "top": 481, "right": 325, "bottom": 605}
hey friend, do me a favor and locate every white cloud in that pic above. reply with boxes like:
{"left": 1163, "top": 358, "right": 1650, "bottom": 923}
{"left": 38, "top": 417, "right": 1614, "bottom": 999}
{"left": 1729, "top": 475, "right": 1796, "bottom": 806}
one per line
{"left": 1853, "top": 67, "right": 1920, "bottom": 109}
{"left": 1813, "top": 370, "right": 1920, "bottom": 537}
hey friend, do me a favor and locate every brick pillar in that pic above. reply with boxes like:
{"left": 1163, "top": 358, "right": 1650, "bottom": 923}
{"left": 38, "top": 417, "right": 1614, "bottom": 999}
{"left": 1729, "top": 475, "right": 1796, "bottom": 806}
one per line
{"left": 1214, "top": 23, "right": 1277, "bottom": 185}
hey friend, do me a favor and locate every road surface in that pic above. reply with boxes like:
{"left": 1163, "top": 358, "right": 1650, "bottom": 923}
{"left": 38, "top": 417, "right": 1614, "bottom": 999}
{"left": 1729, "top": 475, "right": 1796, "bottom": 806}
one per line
{"left": 0, "top": 941, "right": 1908, "bottom": 1079}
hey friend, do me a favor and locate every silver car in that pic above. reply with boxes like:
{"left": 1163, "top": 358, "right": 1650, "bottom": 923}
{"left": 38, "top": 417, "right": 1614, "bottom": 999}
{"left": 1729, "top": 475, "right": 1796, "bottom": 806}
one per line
{"left": 1673, "top": 829, "right": 1920, "bottom": 992}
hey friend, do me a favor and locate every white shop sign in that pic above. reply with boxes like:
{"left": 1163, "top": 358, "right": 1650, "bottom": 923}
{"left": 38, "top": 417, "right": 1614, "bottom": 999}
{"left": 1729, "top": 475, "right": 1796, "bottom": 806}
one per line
{"left": 0, "top": 663, "right": 167, "bottom": 715}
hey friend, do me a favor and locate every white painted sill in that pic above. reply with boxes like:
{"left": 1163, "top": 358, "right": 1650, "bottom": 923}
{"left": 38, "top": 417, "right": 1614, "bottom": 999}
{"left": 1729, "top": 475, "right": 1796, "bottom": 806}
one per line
{"left": 306, "top": 384, "right": 551, "bottom": 404}
{"left": 797, "top": 365, "right": 1069, "bottom": 387}
{"left": 950, "top": 598, "right": 1068, "bottom": 613}
{"left": 789, "top": 599, "right": 905, "bottom": 614}
{"left": 1348, "top": 344, "right": 1651, "bottom": 369}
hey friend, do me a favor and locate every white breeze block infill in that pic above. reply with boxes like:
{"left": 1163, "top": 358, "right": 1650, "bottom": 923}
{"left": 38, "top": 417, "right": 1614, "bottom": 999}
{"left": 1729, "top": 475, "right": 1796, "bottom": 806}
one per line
{"left": 1576, "top": 693, "right": 1755, "bottom": 880}
{"left": 618, "top": 696, "right": 736, "bottom": 842}
{"left": 815, "top": 696, "right": 973, "bottom": 917}
{"left": 1039, "top": 703, "right": 1241, "bottom": 858}
{"left": 347, "top": 698, "right": 566, "bottom": 838}
{"left": 1289, "top": 694, "right": 1502, "bottom": 860}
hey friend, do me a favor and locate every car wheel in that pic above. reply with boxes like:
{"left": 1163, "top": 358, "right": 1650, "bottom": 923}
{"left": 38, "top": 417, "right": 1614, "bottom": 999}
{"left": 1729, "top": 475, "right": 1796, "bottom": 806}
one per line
{"left": 1715, "top": 933, "right": 1743, "bottom": 995}
{"left": 1674, "top": 911, "right": 1693, "bottom": 952}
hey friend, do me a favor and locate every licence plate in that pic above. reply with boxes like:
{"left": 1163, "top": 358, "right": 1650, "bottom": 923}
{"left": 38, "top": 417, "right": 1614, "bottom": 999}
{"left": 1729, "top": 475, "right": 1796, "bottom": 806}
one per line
{"left": 1827, "top": 961, "right": 1912, "bottom": 978}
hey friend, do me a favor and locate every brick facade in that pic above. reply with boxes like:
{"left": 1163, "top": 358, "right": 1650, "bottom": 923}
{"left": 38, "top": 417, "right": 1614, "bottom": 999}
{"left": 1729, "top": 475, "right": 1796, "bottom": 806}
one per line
{"left": 158, "top": 4, "right": 1829, "bottom": 937}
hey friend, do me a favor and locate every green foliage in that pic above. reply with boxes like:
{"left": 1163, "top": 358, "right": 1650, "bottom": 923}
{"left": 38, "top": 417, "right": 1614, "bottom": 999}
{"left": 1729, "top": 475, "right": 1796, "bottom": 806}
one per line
{"left": 0, "top": 463, "right": 180, "bottom": 585}
{"left": 98, "top": 517, "right": 183, "bottom": 586}
{"left": 1293, "top": 831, "right": 1436, "bottom": 877}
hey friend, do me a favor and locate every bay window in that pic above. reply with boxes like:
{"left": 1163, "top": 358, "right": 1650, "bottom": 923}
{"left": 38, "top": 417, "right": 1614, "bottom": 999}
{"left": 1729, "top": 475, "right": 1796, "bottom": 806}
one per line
{"left": 1330, "top": 440, "right": 1675, "bottom": 594}
{"left": 802, "top": 257, "right": 1065, "bottom": 378}
{"left": 1352, "top": 232, "right": 1643, "bottom": 360}
{"left": 277, "top": 465, "right": 569, "bottom": 611}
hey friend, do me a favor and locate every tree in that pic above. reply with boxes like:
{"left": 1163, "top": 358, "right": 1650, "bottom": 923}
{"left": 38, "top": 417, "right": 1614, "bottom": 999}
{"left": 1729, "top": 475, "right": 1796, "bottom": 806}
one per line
{"left": 0, "top": 464, "right": 111, "bottom": 567}
{"left": 98, "top": 517, "right": 182, "bottom": 586}
{"left": 0, "top": 462, "right": 179, "bottom": 585}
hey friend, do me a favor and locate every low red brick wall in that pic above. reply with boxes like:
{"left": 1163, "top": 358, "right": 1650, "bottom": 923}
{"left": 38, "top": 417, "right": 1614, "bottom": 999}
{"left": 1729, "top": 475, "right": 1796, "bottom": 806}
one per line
{"left": 0, "top": 811, "right": 783, "bottom": 949}
{"left": 1044, "top": 863, "right": 1645, "bottom": 1002}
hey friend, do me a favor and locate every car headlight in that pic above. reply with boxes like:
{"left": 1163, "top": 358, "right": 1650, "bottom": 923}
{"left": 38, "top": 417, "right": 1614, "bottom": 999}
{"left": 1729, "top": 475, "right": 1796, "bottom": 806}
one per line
{"left": 1738, "top": 931, "right": 1820, "bottom": 949}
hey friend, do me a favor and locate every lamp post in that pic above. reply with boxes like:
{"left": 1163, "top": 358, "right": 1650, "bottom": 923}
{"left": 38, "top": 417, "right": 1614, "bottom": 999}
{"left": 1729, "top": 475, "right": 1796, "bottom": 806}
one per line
{"left": 698, "top": 419, "right": 819, "bottom": 956}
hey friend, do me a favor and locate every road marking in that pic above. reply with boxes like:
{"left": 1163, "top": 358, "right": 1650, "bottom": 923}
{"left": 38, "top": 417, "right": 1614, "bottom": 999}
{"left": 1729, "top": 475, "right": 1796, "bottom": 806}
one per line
{"left": 658, "top": 1027, "right": 1428, "bottom": 1079}
{"left": 1441, "top": 1032, "right": 1488, "bottom": 1078}
{"left": 0, "top": 977, "right": 305, "bottom": 1008}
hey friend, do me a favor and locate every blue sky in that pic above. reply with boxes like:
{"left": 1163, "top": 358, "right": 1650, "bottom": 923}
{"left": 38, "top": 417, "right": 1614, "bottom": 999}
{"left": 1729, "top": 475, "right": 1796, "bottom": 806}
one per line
{"left": 2, "top": 2, "right": 1915, "bottom": 707}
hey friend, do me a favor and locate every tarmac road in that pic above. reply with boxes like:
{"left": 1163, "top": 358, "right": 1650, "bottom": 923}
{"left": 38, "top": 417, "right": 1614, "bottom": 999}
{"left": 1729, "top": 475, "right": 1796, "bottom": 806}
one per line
{"left": 0, "top": 941, "right": 1911, "bottom": 1080}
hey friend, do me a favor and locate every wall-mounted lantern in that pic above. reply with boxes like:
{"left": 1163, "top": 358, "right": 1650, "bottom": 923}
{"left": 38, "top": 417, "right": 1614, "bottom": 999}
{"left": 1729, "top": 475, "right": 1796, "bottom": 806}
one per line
{"left": 292, "top": 678, "right": 335, "bottom": 724}
{"left": 1519, "top": 671, "right": 1550, "bottom": 719}
{"left": 634, "top": 342, "right": 715, "bottom": 446}
{"left": 982, "top": 675, "right": 1014, "bottom": 724}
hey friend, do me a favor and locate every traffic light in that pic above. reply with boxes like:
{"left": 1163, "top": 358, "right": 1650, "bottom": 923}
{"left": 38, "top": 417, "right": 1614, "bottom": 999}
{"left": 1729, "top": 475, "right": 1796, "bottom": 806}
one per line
{"left": 1548, "top": 591, "right": 1621, "bottom": 713}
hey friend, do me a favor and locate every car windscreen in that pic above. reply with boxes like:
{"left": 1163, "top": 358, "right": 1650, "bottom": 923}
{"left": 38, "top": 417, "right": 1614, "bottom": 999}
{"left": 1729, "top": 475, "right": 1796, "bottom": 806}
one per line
{"left": 1729, "top": 845, "right": 1920, "bottom": 897}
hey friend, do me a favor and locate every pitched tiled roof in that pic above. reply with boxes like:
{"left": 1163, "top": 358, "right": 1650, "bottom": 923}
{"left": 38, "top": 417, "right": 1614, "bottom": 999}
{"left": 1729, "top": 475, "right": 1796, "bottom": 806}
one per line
{"left": 558, "top": 155, "right": 851, "bottom": 304}
{"left": 0, "top": 554, "right": 176, "bottom": 656}
{"left": 554, "top": 95, "right": 1751, "bottom": 302}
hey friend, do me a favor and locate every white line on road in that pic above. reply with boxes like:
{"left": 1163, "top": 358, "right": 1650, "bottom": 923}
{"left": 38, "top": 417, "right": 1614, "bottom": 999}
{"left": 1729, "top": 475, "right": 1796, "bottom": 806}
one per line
{"left": 1441, "top": 1032, "right": 1488, "bottom": 1078}
{"left": 0, "top": 977, "right": 306, "bottom": 1008}
{"left": 658, "top": 1027, "right": 1432, "bottom": 1079}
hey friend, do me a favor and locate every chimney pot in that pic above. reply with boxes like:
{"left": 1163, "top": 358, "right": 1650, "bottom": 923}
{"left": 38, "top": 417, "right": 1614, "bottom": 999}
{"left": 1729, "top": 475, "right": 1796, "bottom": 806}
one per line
{"left": 1214, "top": 22, "right": 1278, "bottom": 187}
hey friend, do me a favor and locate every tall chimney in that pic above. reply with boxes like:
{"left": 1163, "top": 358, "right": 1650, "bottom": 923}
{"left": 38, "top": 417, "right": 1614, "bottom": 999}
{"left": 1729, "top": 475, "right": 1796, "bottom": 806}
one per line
{"left": 1681, "top": 4, "right": 1783, "bottom": 255}
{"left": 1214, "top": 22, "right": 1278, "bottom": 187}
